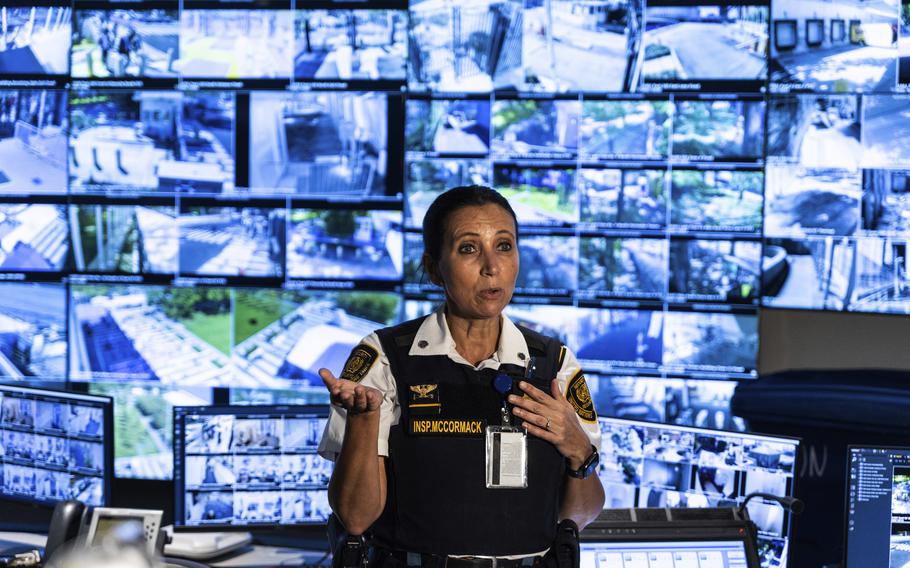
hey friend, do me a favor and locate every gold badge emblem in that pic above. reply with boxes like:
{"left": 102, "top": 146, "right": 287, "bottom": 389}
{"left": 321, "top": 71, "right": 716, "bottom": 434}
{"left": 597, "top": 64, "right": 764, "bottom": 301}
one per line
{"left": 340, "top": 344, "right": 378, "bottom": 383}
{"left": 408, "top": 384, "right": 441, "bottom": 414}
{"left": 409, "top": 384, "right": 438, "bottom": 399}
{"left": 567, "top": 370, "right": 597, "bottom": 423}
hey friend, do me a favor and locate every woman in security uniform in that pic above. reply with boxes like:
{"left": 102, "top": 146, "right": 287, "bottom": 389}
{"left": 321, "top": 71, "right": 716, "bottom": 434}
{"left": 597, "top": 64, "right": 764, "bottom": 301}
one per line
{"left": 318, "top": 186, "right": 605, "bottom": 564}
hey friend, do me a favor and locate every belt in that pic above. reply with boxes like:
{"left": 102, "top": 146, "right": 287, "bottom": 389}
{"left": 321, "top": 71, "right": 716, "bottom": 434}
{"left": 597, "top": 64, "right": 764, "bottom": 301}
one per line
{"left": 374, "top": 549, "right": 548, "bottom": 568}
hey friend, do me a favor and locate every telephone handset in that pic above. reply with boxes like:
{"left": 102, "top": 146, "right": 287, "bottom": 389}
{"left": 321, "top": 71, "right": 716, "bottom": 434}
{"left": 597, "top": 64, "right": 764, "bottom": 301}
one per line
{"left": 46, "top": 501, "right": 166, "bottom": 562}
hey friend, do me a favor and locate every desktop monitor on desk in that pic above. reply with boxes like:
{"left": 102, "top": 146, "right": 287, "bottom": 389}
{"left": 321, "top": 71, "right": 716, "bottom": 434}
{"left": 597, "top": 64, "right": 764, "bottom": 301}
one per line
{"left": 173, "top": 405, "right": 332, "bottom": 530}
{"left": 597, "top": 417, "right": 799, "bottom": 568}
{"left": 0, "top": 383, "right": 113, "bottom": 509}
{"left": 844, "top": 446, "right": 910, "bottom": 568}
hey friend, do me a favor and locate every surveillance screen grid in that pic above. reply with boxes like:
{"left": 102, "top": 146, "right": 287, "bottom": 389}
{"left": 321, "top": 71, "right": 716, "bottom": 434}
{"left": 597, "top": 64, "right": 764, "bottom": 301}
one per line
{"left": 174, "top": 406, "right": 332, "bottom": 527}
{"left": 0, "top": 385, "right": 109, "bottom": 507}
{"left": 597, "top": 417, "right": 798, "bottom": 568}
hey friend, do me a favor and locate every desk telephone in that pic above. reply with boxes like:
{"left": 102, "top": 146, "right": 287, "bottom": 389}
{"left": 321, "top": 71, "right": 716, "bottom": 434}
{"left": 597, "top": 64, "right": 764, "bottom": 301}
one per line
{"left": 44, "top": 500, "right": 166, "bottom": 563}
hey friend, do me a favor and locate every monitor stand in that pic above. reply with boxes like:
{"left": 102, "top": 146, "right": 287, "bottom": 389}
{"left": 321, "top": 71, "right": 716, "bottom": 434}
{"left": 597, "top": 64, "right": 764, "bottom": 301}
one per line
{"left": 163, "top": 526, "right": 252, "bottom": 560}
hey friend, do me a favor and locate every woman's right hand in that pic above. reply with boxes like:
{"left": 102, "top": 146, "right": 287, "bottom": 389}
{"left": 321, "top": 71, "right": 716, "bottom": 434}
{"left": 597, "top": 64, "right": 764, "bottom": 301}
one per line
{"left": 319, "top": 368, "right": 383, "bottom": 415}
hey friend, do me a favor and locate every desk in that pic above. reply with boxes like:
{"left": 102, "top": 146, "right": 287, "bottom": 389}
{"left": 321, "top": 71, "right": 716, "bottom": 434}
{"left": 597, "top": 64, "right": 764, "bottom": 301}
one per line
{"left": 0, "top": 531, "right": 329, "bottom": 567}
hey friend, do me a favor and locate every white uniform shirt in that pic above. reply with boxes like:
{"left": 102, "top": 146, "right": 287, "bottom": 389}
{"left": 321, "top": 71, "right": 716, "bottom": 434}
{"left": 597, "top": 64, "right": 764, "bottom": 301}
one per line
{"left": 318, "top": 308, "right": 601, "bottom": 460}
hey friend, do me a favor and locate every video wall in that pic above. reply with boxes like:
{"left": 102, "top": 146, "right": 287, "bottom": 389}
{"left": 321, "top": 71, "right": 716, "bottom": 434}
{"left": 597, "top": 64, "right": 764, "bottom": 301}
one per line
{"left": 0, "top": 0, "right": 907, "bottom": 479}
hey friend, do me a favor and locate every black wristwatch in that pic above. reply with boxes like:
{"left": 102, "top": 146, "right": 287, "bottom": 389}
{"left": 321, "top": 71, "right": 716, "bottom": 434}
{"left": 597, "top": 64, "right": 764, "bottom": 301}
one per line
{"left": 566, "top": 444, "right": 599, "bottom": 479}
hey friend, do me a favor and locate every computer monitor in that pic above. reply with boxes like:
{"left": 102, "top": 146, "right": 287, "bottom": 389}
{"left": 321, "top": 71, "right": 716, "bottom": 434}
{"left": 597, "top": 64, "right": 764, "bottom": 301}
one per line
{"left": 173, "top": 404, "right": 332, "bottom": 530}
{"left": 0, "top": 383, "right": 113, "bottom": 507}
{"left": 597, "top": 417, "right": 799, "bottom": 568}
{"left": 844, "top": 446, "right": 910, "bottom": 568}
{"left": 580, "top": 536, "right": 758, "bottom": 568}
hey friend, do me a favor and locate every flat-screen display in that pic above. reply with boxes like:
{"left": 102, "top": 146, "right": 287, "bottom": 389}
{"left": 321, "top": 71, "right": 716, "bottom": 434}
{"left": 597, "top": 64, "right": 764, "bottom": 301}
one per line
{"left": 580, "top": 539, "right": 753, "bottom": 568}
{"left": 0, "top": 383, "right": 112, "bottom": 507}
{"left": 0, "top": 0, "right": 905, "bottom": 485}
{"left": 844, "top": 446, "right": 910, "bottom": 568}
{"left": 597, "top": 417, "right": 799, "bottom": 568}
{"left": 173, "top": 404, "right": 332, "bottom": 529}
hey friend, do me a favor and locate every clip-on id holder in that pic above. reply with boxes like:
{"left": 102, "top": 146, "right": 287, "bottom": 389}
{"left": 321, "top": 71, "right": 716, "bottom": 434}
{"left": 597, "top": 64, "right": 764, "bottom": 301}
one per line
{"left": 486, "top": 372, "right": 527, "bottom": 489}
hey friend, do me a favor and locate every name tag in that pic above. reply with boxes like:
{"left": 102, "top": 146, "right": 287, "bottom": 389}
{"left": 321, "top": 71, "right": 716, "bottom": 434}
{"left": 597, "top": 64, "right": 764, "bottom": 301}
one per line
{"left": 409, "top": 418, "right": 485, "bottom": 436}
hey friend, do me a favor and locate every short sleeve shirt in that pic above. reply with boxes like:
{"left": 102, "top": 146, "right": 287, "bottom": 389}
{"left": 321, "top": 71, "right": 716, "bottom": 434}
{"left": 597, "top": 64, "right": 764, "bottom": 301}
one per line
{"left": 317, "top": 308, "right": 601, "bottom": 460}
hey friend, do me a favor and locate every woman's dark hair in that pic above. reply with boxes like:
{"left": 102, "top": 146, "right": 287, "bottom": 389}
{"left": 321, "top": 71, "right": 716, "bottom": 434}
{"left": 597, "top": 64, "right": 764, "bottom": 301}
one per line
{"left": 422, "top": 185, "right": 519, "bottom": 262}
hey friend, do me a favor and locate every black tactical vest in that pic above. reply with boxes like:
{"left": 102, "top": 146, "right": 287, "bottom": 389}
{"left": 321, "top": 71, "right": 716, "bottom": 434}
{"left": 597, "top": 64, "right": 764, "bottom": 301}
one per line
{"left": 371, "top": 316, "right": 566, "bottom": 555}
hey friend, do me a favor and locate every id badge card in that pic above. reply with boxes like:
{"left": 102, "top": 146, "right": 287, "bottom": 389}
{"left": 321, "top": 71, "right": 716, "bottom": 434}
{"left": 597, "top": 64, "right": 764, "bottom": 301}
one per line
{"left": 485, "top": 426, "right": 528, "bottom": 489}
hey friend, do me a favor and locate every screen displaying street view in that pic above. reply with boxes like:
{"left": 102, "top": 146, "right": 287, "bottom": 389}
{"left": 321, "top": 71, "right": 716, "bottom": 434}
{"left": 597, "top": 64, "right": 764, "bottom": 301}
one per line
{"left": 0, "top": 6, "right": 71, "bottom": 76}
{"left": 671, "top": 99, "right": 765, "bottom": 159}
{"left": 491, "top": 99, "right": 581, "bottom": 158}
{"left": 580, "top": 100, "right": 671, "bottom": 159}
{"left": 493, "top": 165, "right": 578, "bottom": 225}
{"left": 178, "top": 207, "right": 284, "bottom": 278}
{"left": 231, "top": 289, "right": 399, "bottom": 389}
{"left": 0, "top": 204, "right": 68, "bottom": 272}
{"left": 588, "top": 376, "right": 740, "bottom": 432}
{"left": 578, "top": 237, "right": 668, "bottom": 298}
{"left": 863, "top": 169, "right": 910, "bottom": 236}
{"left": 669, "top": 239, "right": 761, "bottom": 303}
{"left": 68, "top": 91, "right": 235, "bottom": 194}
{"left": 578, "top": 168, "right": 667, "bottom": 227}
{"left": 767, "top": 94, "right": 861, "bottom": 169}
{"left": 641, "top": 5, "right": 767, "bottom": 84}
{"left": 0, "top": 90, "right": 67, "bottom": 194}
{"left": 177, "top": 10, "right": 292, "bottom": 80}
{"left": 287, "top": 209, "right": 402, "bottom": 281}
{"left": 0, "top": 386, "right": 108, "bottom": 507}
{"left": 294, "top": 10, "right": 407, "bottom": 82}
{"left": 71, "top": 205, "right": 177, "bottom": 275}
{"left": 405, "top": 159, "right": 491, "bottom": 228}
{"left": 574, "top": 308, "right": 664, "bottom": 369}
{"left": 515, "top": 235, "right": 578, "bottom": 293}
{"left": 663, "top": 311, "right": 758, "bottom": 372}
{"left": 670, "top": 169, "right": 764, "bottom": 232}
{"left": 519, "top": 0, "right": 637, "bottom": 92}
{"left": 863, "top": 95, "right": 910, "bottom": 168}
{"left": 596, "top": 417, "right": 797, "bottom": 568}
{"left": 408, "top": 0, "right": 640, "bottom": 93}
{"left": 71, "top": 10, "right": 179, "bottom": 79}
{"left": 405, "top": 99, "right": 491, "bottom": 155}
{"left": 248, "top": 91, "right": 387, "bottom": 197}
{"left": 764, "top": 166, "right": 861, "bottom": 238}
{"left": 0, "top": 283, "right": 66, "bottom": 380}
{"left": 407, "top": 0, "right": 523, "bottom": 92}
{"left": 763, "top": 236, "right": 910, "bottom": 314}
{"left": 69, "top": 285, "right": 234, "bottom": 386}
{"left": 175, "top": 408, "right": 332, "bottom": 527}
{"left": 90, "top": 382, "right": 210, "bottom": 480}
{"left": 769, "top": 0, "right": 897, "bottom": 92}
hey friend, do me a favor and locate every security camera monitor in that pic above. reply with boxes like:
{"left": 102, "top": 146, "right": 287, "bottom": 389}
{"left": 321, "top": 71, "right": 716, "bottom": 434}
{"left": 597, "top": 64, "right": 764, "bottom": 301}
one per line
{"left": 174, "top": 404, "right": 332, "bottom": 530}
{"left": 597, "top": 417, "right": 799, "bottom": 568}
{"left": 0, "top": 5, "right": 71, "bottom": 80}
{"left": 640, "top": 3, "right": 769, "bottom": 91}
{"left": 0, "top": 383, "right": 112, "bottom": 507}
{"left": 844, "top": 446, "right": 910, "bottom": 568}
{"left": 0, "top": 90, "right": 68, "bottom": 195}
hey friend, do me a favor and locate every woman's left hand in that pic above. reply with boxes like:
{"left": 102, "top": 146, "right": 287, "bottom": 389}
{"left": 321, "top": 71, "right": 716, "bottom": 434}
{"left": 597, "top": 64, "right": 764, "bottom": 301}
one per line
{"left": 508, "top": 380, "right": 593, "bottom": 470}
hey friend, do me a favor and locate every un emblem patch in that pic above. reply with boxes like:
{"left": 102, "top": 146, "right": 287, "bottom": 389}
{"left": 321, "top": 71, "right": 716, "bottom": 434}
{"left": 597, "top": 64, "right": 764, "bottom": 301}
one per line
{"left": 340, "top": 344, "right": 379, "bottom": 383}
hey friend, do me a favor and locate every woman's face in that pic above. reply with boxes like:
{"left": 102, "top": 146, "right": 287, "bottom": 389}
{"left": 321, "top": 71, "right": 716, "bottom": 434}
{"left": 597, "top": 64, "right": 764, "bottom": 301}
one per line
{"left": 425, "top": 204, "right": 519, "bottom": 322}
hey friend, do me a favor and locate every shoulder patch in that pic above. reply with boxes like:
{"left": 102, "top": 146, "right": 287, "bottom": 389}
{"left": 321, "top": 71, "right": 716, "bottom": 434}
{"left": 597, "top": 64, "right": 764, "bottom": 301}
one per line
{"left": 566, "top": 370, "right": 597, "bottom": 424}
{"left": 340, "top": 344, "right": 378, "bottom": 383}
{"left": 557, "top": 345, "right": 567, "bottom": 369}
